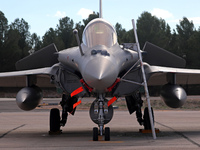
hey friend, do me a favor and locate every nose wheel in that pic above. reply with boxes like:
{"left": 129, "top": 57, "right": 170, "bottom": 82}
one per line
{"left": 104, "top": 127, "right": 110, "bottom": 141}
{"left": 93, "top": 127, "right": 99, "bottom": 141}
{"left": 93, "top": 127, "right": 110, "bottom": 141}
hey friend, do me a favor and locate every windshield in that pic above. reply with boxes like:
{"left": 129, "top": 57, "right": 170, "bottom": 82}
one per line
{"left": 82, "top": 19, "right": 117, "bottom": 48}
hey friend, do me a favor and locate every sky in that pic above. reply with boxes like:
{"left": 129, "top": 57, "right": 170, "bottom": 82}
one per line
{"left": 1, "top": 0, "right": 200, "bottom": 38}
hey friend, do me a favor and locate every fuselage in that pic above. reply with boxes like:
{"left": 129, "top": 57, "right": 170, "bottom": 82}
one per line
{"left": 58, "top": 18, "right": 139, "bottom": 93}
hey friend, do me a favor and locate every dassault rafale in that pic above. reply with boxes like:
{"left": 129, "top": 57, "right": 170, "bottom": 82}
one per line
{"left": 1, "top": 0, "right": 200, "bottom": 141}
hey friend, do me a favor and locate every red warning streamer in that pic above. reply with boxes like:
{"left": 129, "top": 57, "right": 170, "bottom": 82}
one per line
{"left": 80, "top": 79, "right": 93, "bottom": 92}
{"left": 107, "top": 96, "right": 117, "bottom": 107}
{"left": 107, "top": 78, "right": 120, "bottom": 92}
{"left": 73, "top": 100, "right": 82, "bottom": 109}
{"left": 70, "top": 87, "right": 84, "bottom": 97}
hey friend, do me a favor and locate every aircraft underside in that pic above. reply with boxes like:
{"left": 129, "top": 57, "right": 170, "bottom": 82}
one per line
{"left": 48, "top": 91, "right": 154, "bottom": 141}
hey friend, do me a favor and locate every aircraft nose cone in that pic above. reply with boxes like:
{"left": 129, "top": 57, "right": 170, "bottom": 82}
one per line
{"left": 82, "top": 57, "right": 118, "bottom": 92}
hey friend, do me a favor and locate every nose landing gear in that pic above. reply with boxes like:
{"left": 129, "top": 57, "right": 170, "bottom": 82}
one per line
{"left": 90, "top": 94, "right": 113, "bottom": 141}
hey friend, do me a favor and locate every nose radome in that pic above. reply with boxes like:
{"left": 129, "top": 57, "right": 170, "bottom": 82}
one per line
{"left": 82, "top": 58, "right": 118, "bottom": 92}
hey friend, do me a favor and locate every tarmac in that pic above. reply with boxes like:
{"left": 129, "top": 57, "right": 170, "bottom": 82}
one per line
{"left": 1, "top": 98, "right": 200, "bottom": 150}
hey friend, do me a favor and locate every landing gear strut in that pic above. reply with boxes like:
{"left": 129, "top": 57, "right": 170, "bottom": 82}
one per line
{"left": 60, "top": 94, "right": 78, "bottom": 126}
{"left": 90, "top": 94, "right": 113, "bottom": 141}
{"left": 125, "top": 92, "right": 144, "bottom": 125}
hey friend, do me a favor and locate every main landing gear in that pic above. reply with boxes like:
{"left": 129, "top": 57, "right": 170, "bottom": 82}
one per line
{"left": 49, "top": 94, "right": 113, "bottom": 141}
{"left": 49, "top": 94, "right": 78, "bottom": 134}
{"left": 90, "top": 94, "right": 113, "bottom": 141}
{"left": 125, "top": 92, "right": 155, "bottom": 130}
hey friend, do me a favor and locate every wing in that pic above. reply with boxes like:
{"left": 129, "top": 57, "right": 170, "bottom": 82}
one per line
{"left": 143, "top": 42, "right": 186, "bottom": 68}
{"left": 141, "top": 42, "right": 200, "bottom": 86}
{"left": 0, "top": 43, "right": 59, "bottom": 84}
{"left": 148, "top": 65, "right": 200, "bottom": 85}
{"left": 16, "top": 43, "right": 58, "bottom": 71}
{"left": 0, "top": 64, "right": 60, "bottom": 87}
{"left": 0, "top": 67, "right": 53, "bottom": 77}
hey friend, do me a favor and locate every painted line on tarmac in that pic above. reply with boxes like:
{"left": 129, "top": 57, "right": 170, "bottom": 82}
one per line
{"left": 100, "top": 141, "right": 124, "bottom": 143}
{"left": 0, "top": 124, "right": 26, "bottom": 138}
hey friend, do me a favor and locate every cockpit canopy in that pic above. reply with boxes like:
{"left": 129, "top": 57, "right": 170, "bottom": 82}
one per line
{"left": 82, "top": 18, "right": 118, "bottom": 48}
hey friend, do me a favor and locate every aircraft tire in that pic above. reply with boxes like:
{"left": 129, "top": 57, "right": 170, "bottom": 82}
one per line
{"left": 105, "top": 127, "right": 110, "bottom": 141}
{"left": 143, "top": 107, "right": 154, "bottom": 130}
{"left": 50, "top": 108, "right": 60, "bottom": 132}
{"left": 93, "top": 127, "right": 98, "bottom": 141}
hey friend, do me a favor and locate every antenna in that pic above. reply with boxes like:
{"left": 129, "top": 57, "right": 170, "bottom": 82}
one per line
{"left": 99, "top": 0, "right": 102, "bottom": 18}
{"left": 73, "top": 29, "right": 84, "bottom": 56}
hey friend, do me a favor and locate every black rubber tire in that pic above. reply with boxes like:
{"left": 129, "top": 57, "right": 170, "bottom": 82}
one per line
{"left": 143, "top": 107, "right": 154, "bottom": 130}
{"left": 93, "top": 127, "right": 98, "bottom": 141}
{"left": 50, "top": 108, "right": 60, "bottom": 132}
{"left": 105, "top": 127, "right": 110, "bottom": 141}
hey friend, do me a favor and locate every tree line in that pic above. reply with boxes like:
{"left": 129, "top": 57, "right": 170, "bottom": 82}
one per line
{"left": 0, "top": 10, "right": 200, "bottom": 72}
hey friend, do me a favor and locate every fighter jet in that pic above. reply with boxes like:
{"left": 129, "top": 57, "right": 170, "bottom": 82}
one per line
{"left": 1, "top": 0, "right": 200, "bottom": 141}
